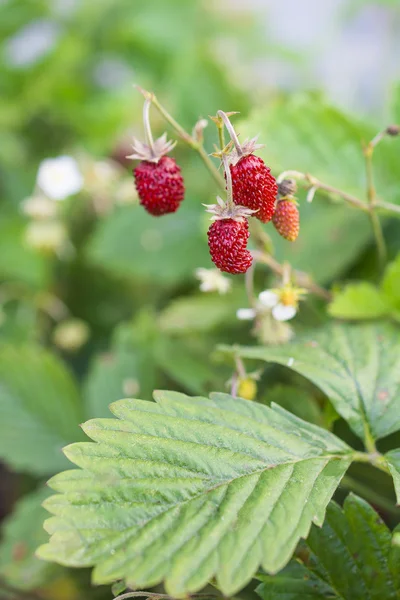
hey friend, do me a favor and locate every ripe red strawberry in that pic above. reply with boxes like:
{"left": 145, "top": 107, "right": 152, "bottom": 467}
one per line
{"left": 272, "top": 200, "right": 299, "bottom": 242}
{"left": 229, "top": 154, "right": 278, "bottom": 223}
{"left": 133, "top": 156, "right": 184, "bottom": 216}
{"left": 207, "top": 218, "right": 252, "bottom": 274}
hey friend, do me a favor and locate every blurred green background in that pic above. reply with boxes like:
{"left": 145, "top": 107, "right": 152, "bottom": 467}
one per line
{"left": 1, "top": 0, "right": 400, "bottom": 598}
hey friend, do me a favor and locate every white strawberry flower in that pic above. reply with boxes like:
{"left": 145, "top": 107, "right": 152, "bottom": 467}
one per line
{"left": 195, "top": 268, "right": 231, "bottom": 295}
{"left": 258, "top": 290, "right": 297, "bottom": 322}
{"left": 37, "top": 156, "right": 83, "bottom": 200}
{"left": 237, "top": 285, "right": 305, "bottom": 324}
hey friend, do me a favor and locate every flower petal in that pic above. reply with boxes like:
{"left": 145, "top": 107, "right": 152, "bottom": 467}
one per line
{"left": 258, "top": 290, "right": 279, "bottom": 308}
{"left": 236, "top": 308, "right": 256, "bottom": 321}
{"left": 272, "top": 303, "right": 297, "bottom": 322}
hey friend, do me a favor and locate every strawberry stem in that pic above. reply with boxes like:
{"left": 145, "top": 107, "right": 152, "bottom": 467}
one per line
{"left": 142, "top": 98, "right": 156, "bottom": 158}
{"left": 222, "top": 153, "right": 234, "bottom": 209}
{"left": 217, "top": 110, "right": 242, "bottom": 156}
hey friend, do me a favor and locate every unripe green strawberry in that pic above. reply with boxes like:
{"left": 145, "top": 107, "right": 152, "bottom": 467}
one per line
{"left": 272, "top": 199, "right": 299, "bottom": 242}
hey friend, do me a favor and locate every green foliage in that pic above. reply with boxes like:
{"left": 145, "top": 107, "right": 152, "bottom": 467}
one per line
{"left": 240, "top": 93, "right": 399, "bottom": 282}
{"left": 329, "top": 253, "right": 400, "bottom": 320}
{"left": 0, "top": 487, "right": 60, "bottom": 591}
{"left": 0, "top": 344, "right": 83, "bottom": 475}
{"left": 37, "top": 391, "right": 352, "bottom": 596}
{"left": 222, "top": 322, "right": 400, "bottom": 442}
{"left": 86, "top": 204, "right": 210, "bottom": 288}
{"left": 257, "top": 494, "right": 400, "bottom": 600}
{"left": 0, "top": 217, "right": 48, "bottom": 288}
{"left": 329, "top": 282, "right": 390, "bottom": 319}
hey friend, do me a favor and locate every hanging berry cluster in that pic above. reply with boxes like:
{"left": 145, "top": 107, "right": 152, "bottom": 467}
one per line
{"left": 128, "top": 101, "right": 300, "bottom": 274}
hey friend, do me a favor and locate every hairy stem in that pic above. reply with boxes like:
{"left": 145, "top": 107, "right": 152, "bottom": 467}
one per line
{"left": 217, "top": 110, "right": 242, "bottom": 156}
{"left": 364, "top": 144, "right": 387, "bottom": 269}
{"left": 142, "top": 98, "right": 155, "bottom": 155}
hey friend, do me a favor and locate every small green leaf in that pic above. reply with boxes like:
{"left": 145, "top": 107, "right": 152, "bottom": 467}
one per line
{"left": 0, "top": 487, "right": 60, "bottom": 590}
{"left": 222, "top": 322, "right": 400, "bottom": 442}
{"left": 385, "top": 449, "right": 400, "bottom": 504}
{"left": 257, "top": 494, "right": 400, "bottom": 600}
{"left": 37, "top": 391, "right": 352, "bottom": 597}
{"left": 328, "top": 282, "right": 390, "bottom": 320}
{"left": 381, "top": 254, "right": 400, "bottom": 312}
{"left": 0, "top": 344, "right": 83, "bottom": 475}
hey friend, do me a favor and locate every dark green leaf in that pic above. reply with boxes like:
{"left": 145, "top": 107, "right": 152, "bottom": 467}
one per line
{"left": 257, "top": 494, "right": 400, "bottom": 600}
{"left": 0, "top": 487, "right": 60, "bottom": 590}
{"left": 0, "top": 345, "right": 83, "bottom": 475}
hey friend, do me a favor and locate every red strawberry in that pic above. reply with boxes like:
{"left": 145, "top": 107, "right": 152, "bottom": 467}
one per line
{"left": 229, "top": 154, "right": 278, "bottom": 223}
{"left": 207, "top": 218, "right": 252, "bottom": 274}
{"left": 272, "top": 200, "right": 299, "bottom": 242}
{"left": 134, "top": 156, "right": 184, "bottom": 216}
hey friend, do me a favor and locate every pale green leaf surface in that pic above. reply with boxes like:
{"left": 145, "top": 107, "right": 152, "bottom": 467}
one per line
{"left": 86, "top": 203, "right": 209, "bottom": 286}
{"left": 328, "top": 282, "right": 390, "bottom": 319}
{"left": 222, "top": 322, "right": 400, "bottom": 441}
{"left": 0, "top": 487, "right": 59, "bottom": 590}
{"left": 0, "top": 345, "right": 84, "bottom": 475}
{"left": 37, "top": 391, "right": 352, "bottom": 597}
{"left": 257, "top": 494, "right": 400, "bottom": 600}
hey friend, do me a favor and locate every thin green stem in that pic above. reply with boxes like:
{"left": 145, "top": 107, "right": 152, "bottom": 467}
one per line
{"left": 142, "top": 89, "right": 224, "bottom": 189}
{"left": 115, "top": 593, "right": 218, "bottom": 600}
{"left": 364, "top": 144, "right": 387, "bottom": 269}
{"left": 369, "top": 209, "right": 387, "bottom": 267}
{"left": 341, "top": 475, "right": 399, "bottom": 516}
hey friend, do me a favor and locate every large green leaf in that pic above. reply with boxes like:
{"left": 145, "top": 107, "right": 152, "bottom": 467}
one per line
{"left": 0, "top": 487, "right": 59, "bottom": 591}
{"left": 0, "top": 345, "right": 83, "bottom": 475}
{"left": 257, "top": 494, "right": 400, "bottom": 600}
{"left": 86, "top": 203, "right": 209, "bottom": 287}
{"left": 240, "top": 94, "right": 400, "bottom": 282}
{"left": 37, "top": 391, "right": 353, "bottom": 597}
{"left": 222, "top": 322, "right": 400, "bottom": 443}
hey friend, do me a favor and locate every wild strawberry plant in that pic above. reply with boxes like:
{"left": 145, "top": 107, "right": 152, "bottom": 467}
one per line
{"left": 14, "top": 86, "right": 399, "bottom": 600}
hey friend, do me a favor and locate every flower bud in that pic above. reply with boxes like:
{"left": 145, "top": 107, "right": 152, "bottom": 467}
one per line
{"left": 237, "top": 377, "right": 257, "bottom": 401}
{"left": 25, "top": 221, "right": 67, "bottom": 254}
{"left": 386, "top": 124, "right": 400, "bottom": 136}
{"left": 52, "top": 318, "right": 90, "bottom": 352}
{"left": 278, "top": 178, "right": 297, "bottom": 197}
{"left": 21, "top": 195, "right": 57, "bottom": 220}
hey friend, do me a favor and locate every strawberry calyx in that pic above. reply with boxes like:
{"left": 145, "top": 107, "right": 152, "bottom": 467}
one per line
{"left": 203, "top": 196, "right": 257, "bottom": 221}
